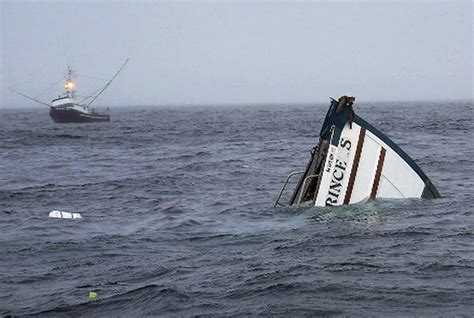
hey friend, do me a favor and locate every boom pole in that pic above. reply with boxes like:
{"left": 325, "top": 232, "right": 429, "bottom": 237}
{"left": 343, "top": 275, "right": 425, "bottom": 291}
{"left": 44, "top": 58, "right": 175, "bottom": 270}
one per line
{"left": 87, "top": 58, "right": 130, "bottom": 106}
{"left": 9, "top": 88, "right": 51, "bottom": 108}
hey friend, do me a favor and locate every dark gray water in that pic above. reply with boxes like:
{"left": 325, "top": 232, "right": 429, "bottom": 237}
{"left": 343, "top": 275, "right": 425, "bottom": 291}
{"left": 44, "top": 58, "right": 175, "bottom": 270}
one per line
{"left": 1, "top": 101, "right": 473, "bottom": 317}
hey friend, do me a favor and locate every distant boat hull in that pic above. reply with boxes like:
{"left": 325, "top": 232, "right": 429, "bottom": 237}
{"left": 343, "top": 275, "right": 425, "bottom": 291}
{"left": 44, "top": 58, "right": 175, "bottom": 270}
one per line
{"left": 49, "top": 107, "right": 110, "bottom": 123}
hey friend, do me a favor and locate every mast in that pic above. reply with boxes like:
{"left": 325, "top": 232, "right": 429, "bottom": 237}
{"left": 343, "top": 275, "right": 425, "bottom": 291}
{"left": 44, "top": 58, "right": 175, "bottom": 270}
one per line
{"left": 64, "top": 65, "right": 77, "bottom": 99}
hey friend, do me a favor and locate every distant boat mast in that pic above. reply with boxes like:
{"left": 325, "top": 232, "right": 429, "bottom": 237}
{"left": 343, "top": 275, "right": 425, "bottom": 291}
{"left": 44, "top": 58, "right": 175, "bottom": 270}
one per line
{"left": 64, "top": 65, "right": 77, "bottom": 99}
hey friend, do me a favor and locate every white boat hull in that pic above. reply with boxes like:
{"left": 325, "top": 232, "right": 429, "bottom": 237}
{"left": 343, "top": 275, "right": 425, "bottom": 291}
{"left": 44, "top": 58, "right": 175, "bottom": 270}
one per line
{"left": 315, "top": 121, "right": 427, "bottom": 207}
{"left": 278, "top": 97, "right": 440, "bottom": 208}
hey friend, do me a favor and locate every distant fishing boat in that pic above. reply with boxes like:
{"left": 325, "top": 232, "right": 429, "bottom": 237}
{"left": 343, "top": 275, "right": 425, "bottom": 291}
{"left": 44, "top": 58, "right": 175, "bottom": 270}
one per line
{"left": 274, "top": 96, "right": 440, "bottom": 207}
{"left": 10, "top": 58, "right": 129, "bottom": 123}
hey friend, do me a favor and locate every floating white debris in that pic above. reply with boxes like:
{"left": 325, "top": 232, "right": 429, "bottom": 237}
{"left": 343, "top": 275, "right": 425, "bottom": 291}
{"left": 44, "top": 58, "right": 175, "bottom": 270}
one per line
{"left": 49, "top": 210, "right": 82, "bottom": 219}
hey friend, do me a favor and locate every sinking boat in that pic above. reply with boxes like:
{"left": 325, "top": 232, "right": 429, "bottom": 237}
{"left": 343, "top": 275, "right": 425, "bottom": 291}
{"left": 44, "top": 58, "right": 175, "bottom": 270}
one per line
{"left": 274, "top": 96, "right": 440, "bottom": 207}
{"left": 10, "top": 58, "right": 129, "bottom": 123}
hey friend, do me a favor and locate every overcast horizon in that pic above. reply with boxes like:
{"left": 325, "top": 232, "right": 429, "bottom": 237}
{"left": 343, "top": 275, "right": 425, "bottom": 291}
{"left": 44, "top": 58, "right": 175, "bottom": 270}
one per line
{"left": 1, "top": 1, "right": 472, "bottom": 109}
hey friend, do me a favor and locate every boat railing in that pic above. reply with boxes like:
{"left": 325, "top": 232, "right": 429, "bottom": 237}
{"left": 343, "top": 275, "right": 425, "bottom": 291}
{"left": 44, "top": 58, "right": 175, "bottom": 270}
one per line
{"left": 274, "top": 171, "right": 304, "bottom": 207}
{"left": 297, "top": 173, "right": 321, "bottom": 207}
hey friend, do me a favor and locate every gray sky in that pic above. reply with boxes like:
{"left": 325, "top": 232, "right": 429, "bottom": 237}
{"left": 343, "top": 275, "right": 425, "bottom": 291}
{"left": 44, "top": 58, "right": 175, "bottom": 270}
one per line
{"left": 1, "top": 0, "right": 472, "bottom": 108}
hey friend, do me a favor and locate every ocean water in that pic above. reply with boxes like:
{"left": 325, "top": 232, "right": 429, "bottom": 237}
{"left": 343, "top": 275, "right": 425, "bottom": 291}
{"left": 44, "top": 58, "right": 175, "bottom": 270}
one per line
{"left": 0, "top": 101, "right": 473, "bottom": 317}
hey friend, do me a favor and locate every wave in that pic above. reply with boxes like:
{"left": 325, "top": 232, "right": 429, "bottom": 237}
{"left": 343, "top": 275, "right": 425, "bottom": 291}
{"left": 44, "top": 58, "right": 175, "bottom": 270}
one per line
{"left": 27, "top": 284, "right": 190, "bottom": 317}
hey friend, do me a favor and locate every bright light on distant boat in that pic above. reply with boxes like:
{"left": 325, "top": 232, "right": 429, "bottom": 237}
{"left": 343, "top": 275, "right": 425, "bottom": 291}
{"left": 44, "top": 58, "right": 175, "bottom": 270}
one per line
{"left": 65, "top": 81, "right": 74, "bottom": 89}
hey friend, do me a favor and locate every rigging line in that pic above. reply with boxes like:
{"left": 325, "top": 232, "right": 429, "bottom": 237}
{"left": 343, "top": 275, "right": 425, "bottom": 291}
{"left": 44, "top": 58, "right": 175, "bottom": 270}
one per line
{"left": 88, "top": 58, "right": 130, "bottom": 106}
{"left": 34, "top": 78, "right": 64, "bottom": 99}
{"left": 76, "top": 73, "right": 108, "bottom": 81}
{"left": 9, "top": 88, "right": 51, "bottom": 107}
{"left": 79, "top": 86, "right": 103, "bottom": 104}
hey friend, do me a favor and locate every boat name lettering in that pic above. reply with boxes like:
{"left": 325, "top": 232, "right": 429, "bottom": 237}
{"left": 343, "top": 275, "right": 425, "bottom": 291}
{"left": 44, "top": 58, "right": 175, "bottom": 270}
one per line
{"left": 326, "top": 159, "right": 348, "bottom": 206}
{"left": 325, "top": 148, "right": 336, "bottom": 173}
{"left": 340, "top": 137, "right": 352, "bottom": 151}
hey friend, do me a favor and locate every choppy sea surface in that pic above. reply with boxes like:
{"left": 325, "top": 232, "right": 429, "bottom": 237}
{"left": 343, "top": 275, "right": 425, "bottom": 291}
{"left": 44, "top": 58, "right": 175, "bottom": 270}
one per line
{"left": 0, "top": 101, "right": 473, "bottom": 317}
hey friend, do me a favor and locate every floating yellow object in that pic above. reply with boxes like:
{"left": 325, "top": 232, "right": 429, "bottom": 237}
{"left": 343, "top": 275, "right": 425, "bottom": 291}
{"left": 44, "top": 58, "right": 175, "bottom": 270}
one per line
{"left": 89, "top": 292, "right": 97, "bottom": 299}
